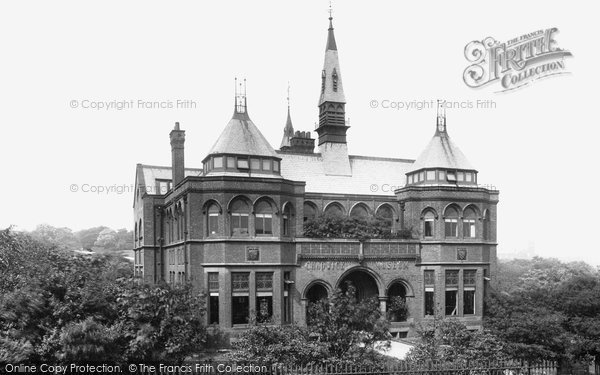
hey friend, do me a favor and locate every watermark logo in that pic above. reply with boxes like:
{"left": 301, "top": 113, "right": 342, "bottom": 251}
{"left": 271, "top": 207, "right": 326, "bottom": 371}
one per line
{"left": 463, "top": 28, "right": 573, "bottom": 92}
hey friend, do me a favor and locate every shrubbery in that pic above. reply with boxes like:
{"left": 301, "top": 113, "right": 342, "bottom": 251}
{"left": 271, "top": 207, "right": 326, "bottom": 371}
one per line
{"left": 0, "top": 228, "right": 208, "bottom": 365}
{"left": 303, "top": 216, "right": 412, "bottom": 241}
{"left": 229, "top": 285, "right": 391, "bottom": 367}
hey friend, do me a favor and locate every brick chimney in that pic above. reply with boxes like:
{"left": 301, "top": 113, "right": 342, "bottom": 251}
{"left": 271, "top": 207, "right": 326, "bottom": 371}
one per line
{"left": 169, "top": 122, "right": 185, "bottom": 186}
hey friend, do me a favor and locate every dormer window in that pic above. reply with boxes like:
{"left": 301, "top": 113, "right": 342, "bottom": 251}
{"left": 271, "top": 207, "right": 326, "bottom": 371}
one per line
{"left": 426, "top": 170, "right": 435, "bottom": 180}
{"left": 457, "top": 172, "right": 464, "bottom": 182}
{"left": 466, "top": 172, "right": 473, "bottom": 182}
{"left": 250, "top": 158, "right": 260, "bottom": 170}
{"left": 332, "top": 69, "right": 338, "bottom": 92}
{"left": 213, "top": 156, "right": 223, "bottom": 168}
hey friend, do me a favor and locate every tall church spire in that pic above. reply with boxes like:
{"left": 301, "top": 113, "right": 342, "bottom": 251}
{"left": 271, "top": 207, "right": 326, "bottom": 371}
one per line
{"left": 316, "top": 6, "right": 348, "bottom": 146}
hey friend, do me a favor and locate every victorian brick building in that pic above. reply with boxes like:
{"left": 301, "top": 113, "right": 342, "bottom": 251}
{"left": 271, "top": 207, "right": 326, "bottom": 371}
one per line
{"left": 132, "top": 14, "right": 499, "bottom": 337}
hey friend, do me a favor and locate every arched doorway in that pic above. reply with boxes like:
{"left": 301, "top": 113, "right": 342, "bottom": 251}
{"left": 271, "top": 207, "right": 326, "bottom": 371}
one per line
{"left": 338, "top": 269, "right": 379, "bottom": 301}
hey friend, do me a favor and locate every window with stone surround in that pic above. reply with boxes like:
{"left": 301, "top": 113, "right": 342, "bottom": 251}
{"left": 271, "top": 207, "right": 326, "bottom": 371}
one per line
{"left": 463, "top": 269, "right": 476, "bottom": 315}
{"left": 256, "top": 272, "right": 273, "bottom": 323}
{"left": 232, "top": 272, "right": 250, "bottom": 325}
{"left": 208, "top": 273, "right": 219, "bottom": 324}
{"left": 424, "top": 270, "right": 435, "bottom": 316}
{"left": 445, "top": 270, "right": 459, "bottom": 316}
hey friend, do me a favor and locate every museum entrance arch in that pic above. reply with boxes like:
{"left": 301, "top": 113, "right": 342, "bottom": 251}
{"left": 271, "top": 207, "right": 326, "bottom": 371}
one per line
{"left": 338, "top": 268, "right": 379, "bottom": 301}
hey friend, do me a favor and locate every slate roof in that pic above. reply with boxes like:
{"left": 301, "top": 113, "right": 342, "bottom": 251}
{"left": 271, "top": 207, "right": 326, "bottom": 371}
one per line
{"left": 410, "top": 127, "right": 475, "bottom": 172}
{"left": 206, "top": 111, "right": 277, "bottom": 159}
{"left": 278, "top": 152, "right": 413, "bottom": 196}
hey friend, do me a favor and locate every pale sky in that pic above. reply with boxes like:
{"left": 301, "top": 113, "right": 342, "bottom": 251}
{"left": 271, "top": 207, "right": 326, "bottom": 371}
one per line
{"left": 1, "top": 1, "right": 598, "bottom": 265}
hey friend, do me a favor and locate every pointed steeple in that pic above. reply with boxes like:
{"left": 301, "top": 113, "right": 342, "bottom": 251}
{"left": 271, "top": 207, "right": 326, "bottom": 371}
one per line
{"left": 316, "top": 6, "right": 348, "bottom": 148}
{"left": 280, "top": 84, "right": 295, "bottom": 150}
{"left": 318, "top": 10, "right": 346, "bottom": 106}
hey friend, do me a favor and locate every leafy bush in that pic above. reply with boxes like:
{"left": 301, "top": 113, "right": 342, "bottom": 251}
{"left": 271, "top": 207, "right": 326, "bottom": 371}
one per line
{"left": 406, "top": 318, "right": 509, "bottom": 363}
{"left": 387, "top": 296, "right": 408, "bottom": 322}
{"left": 303, "top": 216, "right": 412, "bottom": 241}
{"left": 0, "top": 227, "right": 209, "bottom": 365}
{"left": 230, "top": 284, "right": 391, "bottom": 367}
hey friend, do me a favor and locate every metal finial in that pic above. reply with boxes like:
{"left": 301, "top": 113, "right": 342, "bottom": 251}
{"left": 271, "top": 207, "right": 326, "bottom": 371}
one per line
{"left": 287, "top": 82, "right": 290, "bottom": 109}
{"left": 329, "top": 0, "right": 333, "bottom": 18}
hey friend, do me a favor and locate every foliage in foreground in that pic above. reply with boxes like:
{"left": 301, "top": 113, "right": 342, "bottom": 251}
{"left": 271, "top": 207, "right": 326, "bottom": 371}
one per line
{"left": 0, "top": 228, "right": 208, "bottom": 365}
{"left": 229, "top": 285, "right": 391, "bottom": 367}
{"left": 406, "top": 318, "right": 509, "bottom": 363}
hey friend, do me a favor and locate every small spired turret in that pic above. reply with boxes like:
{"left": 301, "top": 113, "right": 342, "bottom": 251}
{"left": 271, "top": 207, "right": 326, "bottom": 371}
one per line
{"left": 202, "top": 79, "right": 282, "bottom": 177}
{"left": 279, "top": 85, "right": 315, "bottom": 154}
{"left": 405, "top": 103, "right": 478, "bottom": 186}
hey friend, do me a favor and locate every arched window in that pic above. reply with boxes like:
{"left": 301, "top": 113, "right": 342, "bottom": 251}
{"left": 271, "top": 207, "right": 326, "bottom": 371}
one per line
{"left": 444, "top": 206, "right": 459, "bottom": 238}
{"left": 173, "top": 208, "right": 180, "bottom": 241}
{"left": 387, "top": 282, "right": 408, "bottom": 322}
{"left": 206, "top": 203, "right": 220, "bottom": 236}
{"left": 134, "top": 222, "right": 138, "bottom": 247}
{"left": 303, "top": 202, "right": 317, "bottom": 222}
{"left": 463, "top": 207, "right": 477, "bottom": 238}
{"left": 230, "top": 198, "right": 250, "bottom": 236}
{"left": 255, "top": 200, "right": 274, "bottom": 236}
{"left": 324, "top": 202, "right": 344, "bottom": 217}
{"left": 350, "top": 204, "right": 369, "bottom": 219}
{"left": 282, "top": 203, "right": 294, "bottom": 237}
{"left": 138, "top": 219, "right": 142, "bottom": 243}
{"left": 376, "top": 205, "right": 394, "bottom": 230}
{"left": 178, "top": 203, "right": 185, "bottom": 241}
{"left": 423, "top": 210, "right": 435, "bottom": 238}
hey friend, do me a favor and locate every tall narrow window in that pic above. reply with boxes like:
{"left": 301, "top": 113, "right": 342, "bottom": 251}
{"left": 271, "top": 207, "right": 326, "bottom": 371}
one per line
{"left": 424, "top": 270, "right": 435, "bottom": 316}
{"left": 463, "top": 207, "right": 477, "bottom": 238}
{"left": 255, "top": 201, "right": 273, "bottom": 235}
{"left": 283, "top": 271, "right": 292, "bottom": 323}
{"left": 208, "top": 273, "right": 219, "bottom": 324}
{"left": 282, "top": 203, "right": 294, "bottom": 237}
{"left": 207, "top": 203, "right": 219, "bottom": 236}
{"left": 444, "top": 206, "right": 459, "bottom": 238}
{"left": 232, "top": 273, "right": 250, "bottom": 325}
{"left": 256, "top": 272, "right": 273, "bottom": 323}
{"left": 463, "top": 270, "right": 476, "bottom": 315}
{"left": 423, "top": 211, "right": 435, "bottom": 238}
{"left": 445, "top": 270, "right": 459, "bottom": 316}
{"left": 230, "top": 199, "right": 250, "bottom": 236}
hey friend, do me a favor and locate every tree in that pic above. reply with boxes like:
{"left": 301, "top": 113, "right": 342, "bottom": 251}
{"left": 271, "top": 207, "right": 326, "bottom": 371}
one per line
{"left": 75, "top": 226, "right": 108, "bottom": 250}
{"left": 0, "top": 227, "right": 209, "bottom": 365}
{"left": 29, "top": 224, "right": 80, "bottom": 250}
{"left": 485, "top": 257, "right": 600, "bottom": 362}
{"left": 94, "top": 228, "right": 118, "bottom": 250}
{"left": 230, "top": 284, "right": 391, "bottom": 367}
{"left": 307, "top": 284, "right": 390, "bottom": 366}
{"left": 406, "top": 318, "right": 509, "bottom": 363}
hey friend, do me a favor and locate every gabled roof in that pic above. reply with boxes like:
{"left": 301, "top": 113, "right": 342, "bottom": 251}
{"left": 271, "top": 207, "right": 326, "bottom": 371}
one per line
{"left": 410, "top": 118, "right": 475, "bottom": 172}
{"left": 206, "top": 110, "right": 277, "bottom": 159}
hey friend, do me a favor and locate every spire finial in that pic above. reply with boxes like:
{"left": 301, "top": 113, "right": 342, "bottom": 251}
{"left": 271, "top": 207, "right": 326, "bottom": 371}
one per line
{"left": 436, "top": 99, "right": 447, "bottom": 133}
{"left": 287, "top": 82, "right": 290, "bottom": 109}
{"left": 233, "top": 77, "right": 248, "bottom": 116}
{"left": 328, "top": 1, "right": 333, "bottom": 28}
